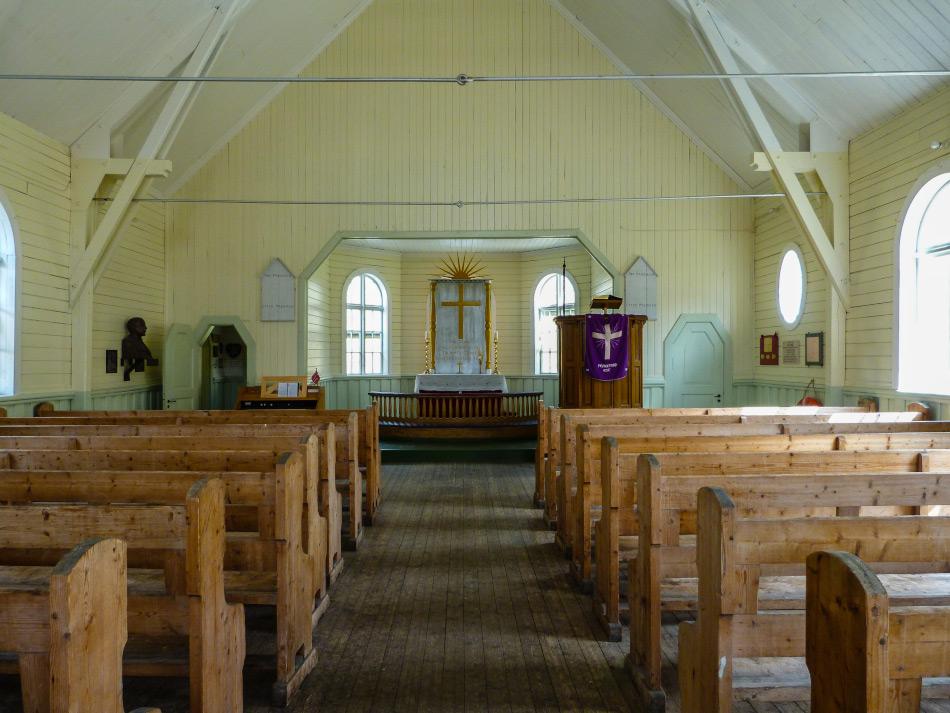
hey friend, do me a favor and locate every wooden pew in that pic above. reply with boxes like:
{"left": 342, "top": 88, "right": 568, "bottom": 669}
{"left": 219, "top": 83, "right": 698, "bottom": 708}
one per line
{"left": 539, "top": 405, "right": 865, "bottom": 525}
{"left": 0, "top": 449, "right": 319, "bottom": 705}
{"left": 551, "top": 410, "right": 915, "bottom": 553}
{"left": 26, "top": 405, "right": 383, "bottom": 526}
{"left": 591, "top": 430, "right": 950, "bottom": 636}
{"left": 0, "top": 420, "right": 363, "bottom": 552}
{"left": 626, "top": 448, "right": 939, "bottom": 712}
{"left": 0, "top": 428, "right": 345, "bottom": 583}
{"left": 589, "top": 432, "right": 838, "bottom": 629}
{"left": 678, "top": 483, "right": 950, "bottom": 713}
{"left": 539, "top": 407, "right": 733, "bottom": 525}
{"left": 805, "top": 550, "right": 950, "bottom": 713}
{"left": 0, "top": 537, "right": 160, "bottom": 713}
{"left": 0, "top": 479, "right": 244, "bottom": 712}
{"left": 784, "top": 419, "right": 950, "bottom": 435}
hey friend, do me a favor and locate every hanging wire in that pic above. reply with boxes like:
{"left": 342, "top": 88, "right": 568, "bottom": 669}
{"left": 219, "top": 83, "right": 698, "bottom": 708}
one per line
{"left": 1, "top": 70, "right": 948, "bottom": 84}
{"left": 96, "top": 191, "right": 823, "bottom": 208}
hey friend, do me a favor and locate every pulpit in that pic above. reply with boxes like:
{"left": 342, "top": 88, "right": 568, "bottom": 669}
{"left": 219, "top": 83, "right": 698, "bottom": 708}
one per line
{"left": 555, "top": 314, "right": 646, "bottom": 408}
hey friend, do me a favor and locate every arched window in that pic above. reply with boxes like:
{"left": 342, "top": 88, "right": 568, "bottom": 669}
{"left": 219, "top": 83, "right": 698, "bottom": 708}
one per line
{"left": 0, "top": 198, "right": 15, "bottom": 395}
{"left": 897, "top": 171, "right": 950, "bottom": 395}
{"left": 344, "top": 272, "right": 387, "bottom": 375}
{"left": 534, "top": 272, "right": 576, "bottom": 374}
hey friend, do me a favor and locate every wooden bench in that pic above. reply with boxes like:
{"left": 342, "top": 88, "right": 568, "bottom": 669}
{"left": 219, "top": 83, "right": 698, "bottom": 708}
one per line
{"left": 0, "top": 479, "right": 244, "bottom": 712}
{"left": 0, "top": 419, "right": 362, "bottom": 552}
{"left": 0, "top": 448, "right": 319, "bottom": 705}
{"left": 591, "top": 430, "right": 950, "bottom": 637}
{"left": 678, "top": 482, "right": 950, "bottom": 712}
{"left": 626, "top": 448, "right": 942, "bottom": 712}
{"left": 550, "top": 410, "right": 912, "bottom": 553}
{"left": 26, "top": 404, "right": 382, "bottom": 526}
{"left": 589, "top": 432, "right": 840, "bottom": 628}
{"left": 805, "top": 550, "right": 950, "bottom": 713}
{"left": 0, "top": 537, "right": 160, "bottom": 713}
{"left": 534, "top": 405, "right": 871, "bottom": 513}
{"left": 0, "top": 429, "right": 344, "bottom": 583}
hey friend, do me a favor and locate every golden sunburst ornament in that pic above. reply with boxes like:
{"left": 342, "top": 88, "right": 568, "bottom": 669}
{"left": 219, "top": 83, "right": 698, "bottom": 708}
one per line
{"left": 437, "top": 253, "right": 486, "bottom": 280}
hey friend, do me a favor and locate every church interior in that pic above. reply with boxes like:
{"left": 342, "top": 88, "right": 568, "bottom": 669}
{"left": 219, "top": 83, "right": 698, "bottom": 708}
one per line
{"left": 0, "top": 0, "right": 949, "bottom": 711}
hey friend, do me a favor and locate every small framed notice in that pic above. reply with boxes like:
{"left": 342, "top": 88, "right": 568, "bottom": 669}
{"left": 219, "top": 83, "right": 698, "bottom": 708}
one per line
{"left": 759, "top": 333, "right": 778, "bottom": 365}
{"left": 805, "top": 332, "right": 824, "bottom": 366}
{"left": 782, "top": 339, "right": 802, "bottom": 365}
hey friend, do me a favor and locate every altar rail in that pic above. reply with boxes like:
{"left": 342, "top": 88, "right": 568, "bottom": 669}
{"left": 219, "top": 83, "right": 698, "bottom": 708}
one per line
{"left": 369, "top": 391, "right": 542, "bottom": 439}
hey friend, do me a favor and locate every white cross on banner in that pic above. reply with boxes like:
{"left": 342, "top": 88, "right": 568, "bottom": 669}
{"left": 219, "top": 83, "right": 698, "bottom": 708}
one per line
{"left": 593, "top": 323, "right": 621, "bottom": 359}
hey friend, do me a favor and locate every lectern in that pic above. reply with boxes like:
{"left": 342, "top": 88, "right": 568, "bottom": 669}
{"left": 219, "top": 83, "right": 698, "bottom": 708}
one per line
{"left": 555, "top": 314, "right": 646, "bottom": 408}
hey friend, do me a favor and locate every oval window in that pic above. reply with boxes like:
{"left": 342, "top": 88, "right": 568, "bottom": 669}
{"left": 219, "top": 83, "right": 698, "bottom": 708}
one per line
{"left": 777, "top": 247, "right": 805, "bottom": 326}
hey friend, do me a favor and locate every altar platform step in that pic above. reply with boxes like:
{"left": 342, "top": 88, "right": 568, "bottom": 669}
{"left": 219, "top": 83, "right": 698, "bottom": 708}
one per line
{"left": 381, "top": 438, "right": 535, "bottom": 464}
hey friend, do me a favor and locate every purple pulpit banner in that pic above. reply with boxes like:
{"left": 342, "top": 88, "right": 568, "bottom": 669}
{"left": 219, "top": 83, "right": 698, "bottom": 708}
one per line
{"left": 584, "top": 313, "right": 629, "bottom": 381}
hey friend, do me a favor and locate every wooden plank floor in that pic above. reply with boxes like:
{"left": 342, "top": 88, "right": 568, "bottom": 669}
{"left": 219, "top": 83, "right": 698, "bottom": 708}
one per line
{"left": 2, "top": 461, "right": 949, "bottom": 711}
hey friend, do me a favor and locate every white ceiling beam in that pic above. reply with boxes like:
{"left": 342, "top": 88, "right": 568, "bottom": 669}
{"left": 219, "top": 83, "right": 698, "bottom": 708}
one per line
{"left": 686, "top": 0, "right": 849, "bottom": 307}
{"left": 71, "top": 15, "right": 212, "bottom": 159}
{"left": 665, "top": 0, "right": 848, "bottom": 145}
{"left": 69, "top": 1, "right": 243, "bottom": 308}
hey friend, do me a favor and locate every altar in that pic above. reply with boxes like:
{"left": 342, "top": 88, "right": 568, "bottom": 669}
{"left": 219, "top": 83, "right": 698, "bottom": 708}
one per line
{"left": 414, "top": 373, "right": 508, "bottom": 393}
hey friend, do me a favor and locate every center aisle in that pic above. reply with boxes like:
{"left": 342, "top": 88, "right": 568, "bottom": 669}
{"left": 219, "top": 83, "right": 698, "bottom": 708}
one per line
{"left": 291, "top": 462, "right": 635, "bottom": 712}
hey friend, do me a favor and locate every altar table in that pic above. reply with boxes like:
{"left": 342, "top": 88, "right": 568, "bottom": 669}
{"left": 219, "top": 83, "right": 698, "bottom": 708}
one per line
{"left": 413, "top": 374, "right": 508, "bottom": 393}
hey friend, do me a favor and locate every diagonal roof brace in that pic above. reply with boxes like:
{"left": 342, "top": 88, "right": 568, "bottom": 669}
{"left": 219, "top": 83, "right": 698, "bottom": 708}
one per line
{"left": 686, "top": 0, "right": 850, "bottom": 308}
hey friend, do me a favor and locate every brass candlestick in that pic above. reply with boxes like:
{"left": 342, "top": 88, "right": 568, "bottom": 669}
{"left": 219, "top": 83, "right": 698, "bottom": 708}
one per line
{"left": 423, "top": 332, "right": 432, "bottom": 374}
{"left": 492, "top": 332, "right": 499, "bottom": 374}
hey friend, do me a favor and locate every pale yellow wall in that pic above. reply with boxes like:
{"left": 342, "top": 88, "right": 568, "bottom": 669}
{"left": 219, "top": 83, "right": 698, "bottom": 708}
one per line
{"left": 92, "top": 191, "right": 165, "bottom": 390}
{"left": 167, "top": 0, "right": 755, "bottom": 385}
{"left": 847, "top": 86, "right": 949, "bottom": 394}
{"left": 0, "top": 111, "right": 71, "bottom": 395}
{"left": 750, "top": 85, "right": 950, "bottom": 413}
{"left": 752, "top": 196, "right": 830, "bottom": 385}
{"left": 0, "top": 109, "right": 166, "bottom": 406}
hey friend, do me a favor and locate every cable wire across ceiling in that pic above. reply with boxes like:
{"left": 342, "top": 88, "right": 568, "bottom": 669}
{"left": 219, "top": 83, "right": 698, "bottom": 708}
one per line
{"left": 97, "top": 192, "right": 825, "bottom": 207}
{"left": 3, "top": 70, "right": 949, "bottom": 84}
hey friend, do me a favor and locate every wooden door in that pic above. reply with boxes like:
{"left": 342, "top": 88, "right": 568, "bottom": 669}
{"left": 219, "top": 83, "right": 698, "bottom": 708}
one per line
{"left": 666, "top": 319, "right": 725, "bottom": 407}
{"left": 162, "top": 324, "right": 199, "bottom": 410}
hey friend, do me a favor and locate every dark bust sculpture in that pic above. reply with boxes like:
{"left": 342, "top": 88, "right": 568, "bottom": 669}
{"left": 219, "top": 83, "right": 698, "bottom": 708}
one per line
{"left": 121, "top": 317, "right": 159, "bottom": 381}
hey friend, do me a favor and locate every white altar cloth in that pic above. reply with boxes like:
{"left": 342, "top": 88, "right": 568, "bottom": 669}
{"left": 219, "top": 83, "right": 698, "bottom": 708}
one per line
{"left": 414, "top": 374, "right": 508, "bottom": 393}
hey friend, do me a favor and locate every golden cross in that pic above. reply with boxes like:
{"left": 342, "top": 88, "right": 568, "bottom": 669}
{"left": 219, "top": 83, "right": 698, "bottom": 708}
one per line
{"left": 441, "top": 283, "right": 481, "bottom": 339}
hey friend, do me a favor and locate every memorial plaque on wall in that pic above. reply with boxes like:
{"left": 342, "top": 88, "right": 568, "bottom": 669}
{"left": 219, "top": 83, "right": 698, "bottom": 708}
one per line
{"left": 624, "top": 257, "right": 658, "bottom": 320}
{"left": 782, "top": 338, "right": 802, "bottom": 365}
{"left": 261, "top": 258, "right": 295, "bottom": 321}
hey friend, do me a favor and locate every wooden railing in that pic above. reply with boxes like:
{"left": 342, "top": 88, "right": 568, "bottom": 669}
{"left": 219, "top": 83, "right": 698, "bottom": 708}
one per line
{"left": 370, "top": 391, "right": 542, "bottom": 428}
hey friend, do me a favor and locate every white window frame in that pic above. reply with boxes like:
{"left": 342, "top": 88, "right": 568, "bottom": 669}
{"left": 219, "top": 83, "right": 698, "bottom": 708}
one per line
{"left": 533, "top": 271, "right": 577, "bottom": 375}
{"left": 775, "top": 243, "right": 806, "bottom": 330}
{"left": 0, "top": 190, "right": 18, "bottom": 397}
{"left": 895, "top": 164, "right": 950, "bottom": 396}
{"left": 343, "top": 271, "right": 388, "bottom": 376}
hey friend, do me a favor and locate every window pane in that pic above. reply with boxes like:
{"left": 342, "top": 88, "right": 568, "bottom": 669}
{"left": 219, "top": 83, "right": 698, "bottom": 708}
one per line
{"left": 919, "top": 181, "right": 950, "bottom": 253}
{"left": 537, "top": 274, "right": 558, "bottom": 307}
{"left": 777, "top": 249, "right": 804, "bottom": 325}
{"left": 346, "top": 309, "right": 361, "bottom": 331}
{"left": 364, "top": 276, "right": 383, "bottom": 306}
{"left": 345, "top": 276, "right": 361, "bottom": 304}
{"left": 346, "top": 334, "right": 361, "bottom": 353}
{"left": 563, "top": 278, "right": 576, "bottom": 305}
{"left": 365, "top": 309, "right": 382, "bottom": 332}
{"left": 365, "top": 335, "right": 382, "bottom": 353}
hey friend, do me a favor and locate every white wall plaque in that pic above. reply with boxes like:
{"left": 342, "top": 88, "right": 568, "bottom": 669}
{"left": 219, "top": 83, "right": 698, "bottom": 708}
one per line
{"left": 624, "top": 256, "right": 658, "bottom": 320}
{"left": 261, "top": 258, "right": 296, "bottom": 322}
